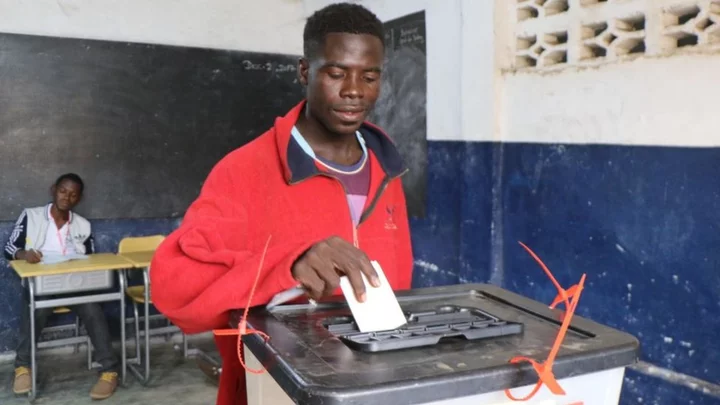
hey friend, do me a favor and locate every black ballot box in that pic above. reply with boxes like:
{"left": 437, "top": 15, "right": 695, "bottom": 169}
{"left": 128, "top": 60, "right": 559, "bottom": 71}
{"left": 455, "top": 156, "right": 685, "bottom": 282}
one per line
{"left": 231, "top": 284, "right": 639, "bottom": 405}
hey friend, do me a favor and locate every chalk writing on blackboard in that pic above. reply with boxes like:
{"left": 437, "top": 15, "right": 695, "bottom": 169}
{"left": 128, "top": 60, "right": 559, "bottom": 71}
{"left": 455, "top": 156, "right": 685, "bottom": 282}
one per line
{"left": 241, "top": 60, "right": 297, "bottom": 74}
{"left": 242, "top": 60, "right": 272, "bottom": 71}
{"left": 275, "top": 63, "right": 297, "bottom": 73}
{"left": 399, "top": 26, "right": 425, "bottom": 47}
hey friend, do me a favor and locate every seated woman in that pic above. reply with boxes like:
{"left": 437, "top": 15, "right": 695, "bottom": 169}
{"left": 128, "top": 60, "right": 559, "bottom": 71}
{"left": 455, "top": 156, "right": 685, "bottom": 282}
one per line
{"left": 3, "top": 173, "right": 119, "bottom": 400}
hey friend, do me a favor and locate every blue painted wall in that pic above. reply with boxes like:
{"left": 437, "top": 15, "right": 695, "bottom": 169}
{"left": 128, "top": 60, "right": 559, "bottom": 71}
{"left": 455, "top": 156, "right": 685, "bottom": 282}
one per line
{"left": 1, "top": 140, "right": 717, "bottom": 403}
{"left": 497, "top": 142, "right": 719, "bottom": 404}
{"left": 501, "top": 143, "right": 719, "bottom": 380}
{"left": 411, "top": 141, "right": 718, "bottom": 404}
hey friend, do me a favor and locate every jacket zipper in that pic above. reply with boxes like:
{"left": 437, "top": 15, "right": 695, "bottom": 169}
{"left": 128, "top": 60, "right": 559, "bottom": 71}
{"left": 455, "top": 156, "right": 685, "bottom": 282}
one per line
{"left": 358, "top": 167, "right": 409, "bottom": 226}
{"left": 289, "top": 167, "right": 409, "bottom": 249}
{"left": 354, "top": 166, "right": 408, "bottom": 247}
{"left": 336, "top": 177, "right": 360, "bottom": 248}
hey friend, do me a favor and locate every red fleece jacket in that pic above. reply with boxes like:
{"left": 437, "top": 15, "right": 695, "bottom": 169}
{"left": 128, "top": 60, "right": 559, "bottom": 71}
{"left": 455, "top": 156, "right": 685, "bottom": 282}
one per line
{"left": 150, "top": 100, "right": 414, "bottom": 405}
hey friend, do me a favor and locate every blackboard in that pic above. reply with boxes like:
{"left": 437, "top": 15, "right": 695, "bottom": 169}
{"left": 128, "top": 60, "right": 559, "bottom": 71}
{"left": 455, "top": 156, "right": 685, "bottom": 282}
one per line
{"left": 0, "top": 33, "right": 303, "bottom": 220}
{"left": 0, "top": 17, "right": 428, "bottom": 222}
{"left": 371, "top": 11, "right": 428, "bottom": 218}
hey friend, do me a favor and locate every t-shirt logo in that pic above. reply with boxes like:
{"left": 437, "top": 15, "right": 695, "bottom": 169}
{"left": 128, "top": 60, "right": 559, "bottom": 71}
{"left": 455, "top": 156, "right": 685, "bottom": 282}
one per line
{"left": 384, "top": 205, "right": 397, "bottom": 230}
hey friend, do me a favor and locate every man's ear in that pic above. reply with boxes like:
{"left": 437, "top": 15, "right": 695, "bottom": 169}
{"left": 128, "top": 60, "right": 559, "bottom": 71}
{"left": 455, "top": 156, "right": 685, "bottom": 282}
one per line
{"left": 298, "top": 57, "right": 309, "bottom": 87}
{"left": 50, "top": 184, "right": 56, "bottom": 196}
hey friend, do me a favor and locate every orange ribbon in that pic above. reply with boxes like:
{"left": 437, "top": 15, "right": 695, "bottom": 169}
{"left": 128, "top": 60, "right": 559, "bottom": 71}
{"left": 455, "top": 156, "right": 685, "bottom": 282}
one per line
{"left": 213, "top": 236, "right": 272, "bottom": 374}
{"left": 504, "top": 242, "right": 587, "bottom": 401}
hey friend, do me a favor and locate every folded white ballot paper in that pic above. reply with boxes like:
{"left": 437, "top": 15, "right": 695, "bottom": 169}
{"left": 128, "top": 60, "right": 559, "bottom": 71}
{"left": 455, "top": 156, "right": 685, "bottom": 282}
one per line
{"left": 339, "top": 260, "right": 407, "bottom": 333}
{"left": 40, "top": 252, "right": 89, "bottom": 265}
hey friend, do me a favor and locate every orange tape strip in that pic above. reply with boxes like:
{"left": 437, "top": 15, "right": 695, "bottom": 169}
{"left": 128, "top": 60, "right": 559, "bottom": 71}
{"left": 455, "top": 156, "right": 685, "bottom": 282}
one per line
{"left": 504, "top": 242, "right": 587, "bottom": 401}
{"left": 213, "top": 236, "right": 273, "bottom": 375}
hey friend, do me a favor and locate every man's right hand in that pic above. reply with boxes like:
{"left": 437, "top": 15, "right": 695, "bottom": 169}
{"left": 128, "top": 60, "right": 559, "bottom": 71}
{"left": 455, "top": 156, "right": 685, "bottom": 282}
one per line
{"left": 291, "top": 236, "right": 380, "bottom": 303}
{"left": 16, "top": 249, "right": 42, "bottom": 264}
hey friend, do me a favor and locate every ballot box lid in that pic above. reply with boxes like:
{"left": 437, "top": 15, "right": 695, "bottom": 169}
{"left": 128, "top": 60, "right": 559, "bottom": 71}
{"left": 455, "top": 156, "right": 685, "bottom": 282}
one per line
{"left": 232, "top": 284, "right": 639, "bottom": 405}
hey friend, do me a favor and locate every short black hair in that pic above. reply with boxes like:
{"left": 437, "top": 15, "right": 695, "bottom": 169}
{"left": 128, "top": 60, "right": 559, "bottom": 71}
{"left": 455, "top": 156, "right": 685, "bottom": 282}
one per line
{"left": 55, "top": 173, "right": 84, "bottom": 194}
{"left": 303, "top": 2, "right": 385, "bottom": 58}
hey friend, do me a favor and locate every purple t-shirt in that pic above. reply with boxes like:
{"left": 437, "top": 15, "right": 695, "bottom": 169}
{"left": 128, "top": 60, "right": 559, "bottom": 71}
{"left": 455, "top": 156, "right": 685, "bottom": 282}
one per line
{"left": 291, "top": 127, "right": 370, "bottom": 226}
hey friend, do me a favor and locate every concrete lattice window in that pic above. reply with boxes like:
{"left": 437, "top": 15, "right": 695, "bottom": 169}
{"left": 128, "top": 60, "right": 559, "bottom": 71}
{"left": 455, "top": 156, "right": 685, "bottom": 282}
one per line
{"left": 513, "top": 0, "right": 720, "bottom": 70}
{"left": 662, "top": 3, "right": 720, "bottom": 49}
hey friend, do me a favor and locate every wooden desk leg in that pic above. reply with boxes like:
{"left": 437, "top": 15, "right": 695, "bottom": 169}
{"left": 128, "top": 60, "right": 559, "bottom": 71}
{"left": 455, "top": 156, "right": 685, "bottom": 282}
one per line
{"left": 28, "top": 278, "right": 37, "bottom": 402}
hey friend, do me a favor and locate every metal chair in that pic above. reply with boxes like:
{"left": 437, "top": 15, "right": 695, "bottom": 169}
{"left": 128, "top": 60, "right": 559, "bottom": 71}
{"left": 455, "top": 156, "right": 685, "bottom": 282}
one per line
{"left": 36, "top": 307, "right": 93, "bottom": 370}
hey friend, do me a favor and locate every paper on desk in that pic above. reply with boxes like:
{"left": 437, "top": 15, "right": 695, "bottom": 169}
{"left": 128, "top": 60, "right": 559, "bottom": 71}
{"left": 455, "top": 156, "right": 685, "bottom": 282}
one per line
{"left": 340, "top": 260, "right": 407, "bottom": 333}
{"left": 40, "top": 252, "right": 89, "bottom": 265}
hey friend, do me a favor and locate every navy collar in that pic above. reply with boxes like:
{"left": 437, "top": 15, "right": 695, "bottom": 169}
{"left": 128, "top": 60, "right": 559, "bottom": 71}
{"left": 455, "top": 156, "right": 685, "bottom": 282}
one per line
{"left": 274, "top": 100, "right": 407, "bottom": 185}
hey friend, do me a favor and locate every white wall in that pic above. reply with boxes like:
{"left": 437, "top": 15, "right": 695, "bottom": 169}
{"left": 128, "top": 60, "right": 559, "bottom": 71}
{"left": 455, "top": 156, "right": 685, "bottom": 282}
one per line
{"left": 460, "top": 0, "right": 505, "bottom": 143}
{"left": 499, "top": 0, "right": 720, "bottom": 147}
{"left": 0, "top": 0, "right": 307, "bottom": 54}
{"left": 503, "top": 55, "right": 720, "bottom": 147}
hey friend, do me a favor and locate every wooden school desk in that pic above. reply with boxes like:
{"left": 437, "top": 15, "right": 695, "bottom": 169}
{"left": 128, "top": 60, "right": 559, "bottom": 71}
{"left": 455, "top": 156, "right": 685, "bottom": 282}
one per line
{"left": 10, "top": 253, "right": 132, "bottom": 401}
{"left": 118, "top": 250, "right": 218, "bottom": 384}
